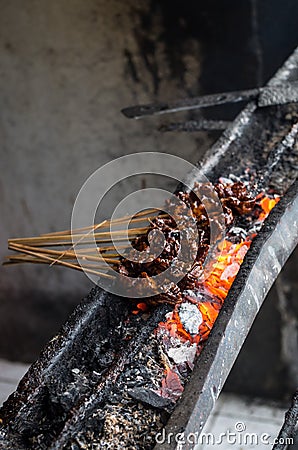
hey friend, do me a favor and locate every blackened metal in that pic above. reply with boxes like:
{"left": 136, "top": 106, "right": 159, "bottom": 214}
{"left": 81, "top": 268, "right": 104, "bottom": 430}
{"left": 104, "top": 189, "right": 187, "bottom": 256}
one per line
{"left": 272, "top": 390, "right": 298, "bottom": 450}
{"left": 121, "top": 82, "right": 298, "bottom": 119}
{"left": 47, "top": 304, "right": 170, "bottom": 450}
{"left": 199, "top": 46, "right": 298, "bottom": 178}
{"left": 0, "top": 292, "right": 170, "bottom": 449}
{"left": 129, "top": 387, "right": 175, "bottom": 411}
{"left": 159, "top": 120, "right": 231, "bottom": 132}
{"left": 258, "top": 122, "right": 298, "bottom": 188}
{"left": 259, "top": 82, "right": 298, "bottom": 108}
{"left": 122, "top": 87, "right": 258, "bottom": 118}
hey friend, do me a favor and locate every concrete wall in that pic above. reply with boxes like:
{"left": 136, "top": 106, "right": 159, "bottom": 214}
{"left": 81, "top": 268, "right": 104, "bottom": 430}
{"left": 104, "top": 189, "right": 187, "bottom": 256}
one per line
{"left": 0, "top": 1, "right": 206, "bottom": 360}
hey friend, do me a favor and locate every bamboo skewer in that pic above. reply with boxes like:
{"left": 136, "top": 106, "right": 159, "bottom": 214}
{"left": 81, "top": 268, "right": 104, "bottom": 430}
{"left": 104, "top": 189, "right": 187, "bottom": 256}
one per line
{"left": 3, "top": 255, "right": 117, "bottom": 269}
{"left": 4, "top": 208, "right": 164, "bottom": 277}
{"left": 5, "top": 244, "right": 114, "bottom": 278}
{"left": 39, "top": 210, "right": 166, "bottom": 237}
{"left": 9, "top": 227, "right": 150, "bottom": 247}
{"left": 7, "top": 243, "right": 120, "bottom": 264}
{"left": 46, "top": 213, "right": 151, "bottom": 267}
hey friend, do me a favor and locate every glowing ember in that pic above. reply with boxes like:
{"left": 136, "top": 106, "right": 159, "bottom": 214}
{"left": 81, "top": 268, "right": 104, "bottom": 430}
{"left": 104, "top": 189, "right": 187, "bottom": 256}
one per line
{"left": 132, "top": 302, "right": 149, "bottom": 314}
{"left": 156, "top": 192, "right": 279, "bottom": 400}
{"left": 160, "top": 368, "right": 184, "bottom": 401}
{"left": 203, "top": 239, "right": 252, "bottom": 301}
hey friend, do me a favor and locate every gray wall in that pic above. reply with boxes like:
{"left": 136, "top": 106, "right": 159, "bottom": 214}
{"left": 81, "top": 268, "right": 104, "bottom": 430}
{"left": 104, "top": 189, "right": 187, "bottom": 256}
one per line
{"left": 0, "top": 1, "right": 207, "bottom": 360}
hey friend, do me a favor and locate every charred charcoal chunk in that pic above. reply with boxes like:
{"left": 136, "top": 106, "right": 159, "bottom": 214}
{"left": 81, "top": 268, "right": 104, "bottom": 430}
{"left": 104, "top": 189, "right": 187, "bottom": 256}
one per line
{"left": 128, "top": 387, "right": 175, "bottom": 412}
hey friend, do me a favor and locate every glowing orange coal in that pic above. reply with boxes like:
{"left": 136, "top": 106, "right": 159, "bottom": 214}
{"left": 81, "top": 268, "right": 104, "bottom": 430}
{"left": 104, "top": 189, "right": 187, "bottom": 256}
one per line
{"left": 159, "top": 309, "right": 195, "bottom": 342}
{"left": 198, "top": 301, "right": 222, "bottom": 341}
{"left": 132, "top": 302, "right": 148, "bottom": 314}
{"left": 204, "top": 239, "right": 252, "bottom": 302}
{"left": 259, "top": 196, "right": 280, "bottom": 220}
{"left": 156, "top": 194, "right": 279, "bottom": 399}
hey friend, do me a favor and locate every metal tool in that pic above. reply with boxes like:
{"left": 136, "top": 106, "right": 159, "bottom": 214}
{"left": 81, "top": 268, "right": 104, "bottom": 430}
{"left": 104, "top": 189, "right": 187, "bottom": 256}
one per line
{"left": 121, "top": 81, "right": 298, "bottom": 120}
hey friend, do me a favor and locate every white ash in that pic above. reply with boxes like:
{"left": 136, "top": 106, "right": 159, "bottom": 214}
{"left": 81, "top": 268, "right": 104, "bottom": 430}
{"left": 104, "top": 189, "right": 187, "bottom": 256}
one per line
{"left": 99, "top": 399, "right": 162, "bottom": 449}
{"left": 178, "top": 302, "right": 203, "bottom": 336}
{"left": 219, "top": 176, "right": 234, "bottom": 184}
{"left": 168, "top": 343, "right": 197, "bottom": 365}
{"left": 183, "top": 289, "right": 198, "bottom": 297}
{"left": 183, "top": 289, "right": 206, "bottom": 302}
{"left": 228, "top": 174, "right": 241, "bottom": 182}
{"left": 229, "top": 226, "right": 247, "bottom": 239}
{"left": 165, "top": 311, "right": 173, "bottom": 320}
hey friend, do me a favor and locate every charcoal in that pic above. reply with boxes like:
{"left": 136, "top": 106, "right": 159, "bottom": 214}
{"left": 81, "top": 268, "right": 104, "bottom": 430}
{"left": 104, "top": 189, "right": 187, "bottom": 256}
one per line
{"left": 128, "top": 388, "right": 175, "bottom": 411}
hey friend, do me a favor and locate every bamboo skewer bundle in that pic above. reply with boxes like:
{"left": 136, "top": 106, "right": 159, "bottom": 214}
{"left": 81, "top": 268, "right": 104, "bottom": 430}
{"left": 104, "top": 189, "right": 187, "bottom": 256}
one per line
{"left": 4, "top": 180, "right": 264, "bottom": 306}
{"left": 4, "top": 209, "right": 167, "bottom": 279}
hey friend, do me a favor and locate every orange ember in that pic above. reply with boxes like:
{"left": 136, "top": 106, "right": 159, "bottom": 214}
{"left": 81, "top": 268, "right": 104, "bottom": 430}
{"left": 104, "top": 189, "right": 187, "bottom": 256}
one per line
{"left": 198, "top": 301, "right": 222, "bottom": 340}
{"left": 259, "top": 196, "right": 280, "bottom": 220}
{"left": 204, "top": 239, "right": 251, "bottom": 301}
{"left": 132, "top": 302, "right": 149, "bottom": 314}
{"left": 160, "top": 367, "right": 184, "bottom": 400}
{"left": 159, "top": 309, "right": 198, "bottom": 343}
{"left": 157, "top": 194, "right": 279, "bottom": 398}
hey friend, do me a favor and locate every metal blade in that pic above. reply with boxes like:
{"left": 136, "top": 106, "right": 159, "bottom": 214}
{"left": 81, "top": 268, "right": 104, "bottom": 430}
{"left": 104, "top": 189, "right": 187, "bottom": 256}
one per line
{"left": 121, "top": 82, "right": 298, "bottom": 119}
{"left": 121, "top": 88, "right": 260, "bottom": 119}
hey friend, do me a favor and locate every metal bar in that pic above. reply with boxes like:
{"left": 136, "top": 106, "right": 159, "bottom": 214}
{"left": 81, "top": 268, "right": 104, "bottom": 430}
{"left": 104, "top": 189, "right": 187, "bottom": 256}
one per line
{"left": 122, "top": 88, "right": 260, "bottom": 119}
{"left": 121, "top": 82, "right": 298, "bottom": 119}
{"left": 272, "top": 390, "right": 298, "bottom": 450}
{"left": 159, "top": 120, "right": 231, "bottom": 132}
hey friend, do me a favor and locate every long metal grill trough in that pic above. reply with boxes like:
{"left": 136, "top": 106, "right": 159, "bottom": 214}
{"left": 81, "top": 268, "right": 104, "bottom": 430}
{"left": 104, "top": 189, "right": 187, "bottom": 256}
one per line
{"left": 0, "top": 47, "right": 298, "bottom": 450}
